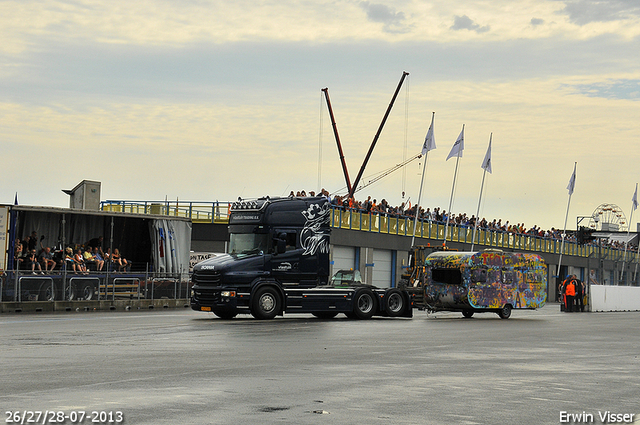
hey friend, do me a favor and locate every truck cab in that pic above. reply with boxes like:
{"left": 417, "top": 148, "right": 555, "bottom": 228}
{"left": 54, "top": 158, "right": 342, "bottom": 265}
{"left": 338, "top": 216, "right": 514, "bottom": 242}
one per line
{"left": 190, "top": 196, "right": 332, "bottom": 319}
{"left": 191, "top": 196, "right": 413, "bottom": 320}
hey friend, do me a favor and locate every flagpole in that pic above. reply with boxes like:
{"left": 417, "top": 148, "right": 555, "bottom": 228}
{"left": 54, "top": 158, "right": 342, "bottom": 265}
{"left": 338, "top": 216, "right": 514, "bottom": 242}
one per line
{"left": 412, "top": 152, "right": 429, "bottom": 247}
{"left": 471, "top": 133, "right": 492, "bottom": 252}
{"left": 411, "top": 112, "right": 435, "bottom": 247}
{"left": 557, "top": 162, "right": 576, "bottom": 281}
{"left": 443, "top": 124, "right": 464, "bottom": 247}
{"left": 620, "top": 183, "right": 638, "bottom": 282}
{"left": 633, "top": 242, "right": 640, "bottom": 282}
{"left": 443, "top": 156, "right": 461, "bottom": 247}
{"left": 471, "top": 170, "right": 486, "bottom": 252}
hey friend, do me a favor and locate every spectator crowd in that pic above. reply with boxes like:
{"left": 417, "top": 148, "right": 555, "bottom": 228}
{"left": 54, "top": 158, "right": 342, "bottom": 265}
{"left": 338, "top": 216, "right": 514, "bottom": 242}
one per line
{"left": 288, "top": 189, "right": 637, "bottom": 253}
{"left": 12, "top": 232, "right": 130, "bottom": 274}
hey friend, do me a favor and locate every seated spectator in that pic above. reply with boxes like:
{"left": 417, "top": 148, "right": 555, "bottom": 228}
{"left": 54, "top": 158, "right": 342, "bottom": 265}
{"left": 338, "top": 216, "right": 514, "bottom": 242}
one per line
{"left": 39, "top": 247, "right": 56, "bottom": 272}
{"left": 74, "top": 248, "right": 88, "bottom": 274}
{"left": 64, "top": 247, "right": 77, "bottom": 272}
{"left": 27, "top": 249, "right": 43, "bottom": 274}
{"left": 92, "top": 247, "right": 105, "bottom": 271}
{"left": 83, "top": 247, "right": 97, "bottom": 270}
{"left": 112, "top": 248, "right": 129, "bottom": 272}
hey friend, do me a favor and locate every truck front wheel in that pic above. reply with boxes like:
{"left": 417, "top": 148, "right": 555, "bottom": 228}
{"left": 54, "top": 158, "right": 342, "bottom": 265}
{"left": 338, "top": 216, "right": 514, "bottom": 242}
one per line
{"left": 251, "top": 286, "right": 281, "bottom": 320}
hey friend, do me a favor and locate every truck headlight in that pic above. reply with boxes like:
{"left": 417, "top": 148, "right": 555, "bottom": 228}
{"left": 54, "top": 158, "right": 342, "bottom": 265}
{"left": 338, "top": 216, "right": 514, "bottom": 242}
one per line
{"left": 221, "top": 291, "right": 236, "bottom": 298}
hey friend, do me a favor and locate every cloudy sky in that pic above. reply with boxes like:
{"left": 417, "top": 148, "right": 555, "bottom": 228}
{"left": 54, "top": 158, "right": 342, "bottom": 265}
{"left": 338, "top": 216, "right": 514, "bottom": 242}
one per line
{"left": 2, "top": 0, "right": 639, "bottom": 231}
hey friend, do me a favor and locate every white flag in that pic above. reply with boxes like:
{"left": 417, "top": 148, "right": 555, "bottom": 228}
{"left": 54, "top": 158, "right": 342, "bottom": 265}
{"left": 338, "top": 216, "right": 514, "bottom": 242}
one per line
{"left": 481, "top": 134, "right": 492, "bottom": 174}
{"left": 446, "top": 125, "right": 465, "bottom": 161}
{"left": 567, "top": 163, "right": 576, "bottom": 195}
{"left": 421, "top": 112, "right": 436, "bottom": 154}
{"left": 633, "top": 184, "right": 638, "bottom": 211}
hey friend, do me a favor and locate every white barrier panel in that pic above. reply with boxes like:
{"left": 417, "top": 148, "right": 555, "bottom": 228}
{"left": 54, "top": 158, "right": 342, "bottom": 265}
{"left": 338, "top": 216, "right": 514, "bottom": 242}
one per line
{"left": 590, "top": 285, "right": 640, "bottom": 312}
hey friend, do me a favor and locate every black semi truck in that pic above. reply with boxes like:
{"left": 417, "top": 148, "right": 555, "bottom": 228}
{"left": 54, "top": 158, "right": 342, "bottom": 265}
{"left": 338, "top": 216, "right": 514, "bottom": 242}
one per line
{"left": 190, "top": 196, "right": 414, "bottom": 319}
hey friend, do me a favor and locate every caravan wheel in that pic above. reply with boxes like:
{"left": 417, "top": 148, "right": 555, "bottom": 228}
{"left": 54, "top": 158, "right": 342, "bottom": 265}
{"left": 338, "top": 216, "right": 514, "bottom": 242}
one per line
{"left": 498, "top": 304, "right": 512, "bottom": 319}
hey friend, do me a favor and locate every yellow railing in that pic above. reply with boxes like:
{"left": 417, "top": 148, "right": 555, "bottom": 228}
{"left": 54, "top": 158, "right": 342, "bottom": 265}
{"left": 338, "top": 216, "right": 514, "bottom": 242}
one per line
{"left": 329, "top": 208, "right": 635, "bottom": 261}
{"left": 101, "top": 201, "right": 230, "bottom": 223}
{"left": 101, "top": 201, "right": 633, "bottom": 261}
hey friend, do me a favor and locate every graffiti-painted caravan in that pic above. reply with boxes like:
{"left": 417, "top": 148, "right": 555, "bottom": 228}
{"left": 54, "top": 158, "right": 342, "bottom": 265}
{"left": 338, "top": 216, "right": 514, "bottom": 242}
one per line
{"left": 423, "top": 250, "right": 547, "bottom": 319}
{"left": 191, "top": 196, "right": 412, "bottom": 319}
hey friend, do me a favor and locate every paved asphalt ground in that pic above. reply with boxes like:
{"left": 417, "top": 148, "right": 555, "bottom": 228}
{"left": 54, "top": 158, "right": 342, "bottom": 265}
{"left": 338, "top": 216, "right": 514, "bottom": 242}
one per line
{"left": 1, "top": 304, "right": 639, "bottom": 425}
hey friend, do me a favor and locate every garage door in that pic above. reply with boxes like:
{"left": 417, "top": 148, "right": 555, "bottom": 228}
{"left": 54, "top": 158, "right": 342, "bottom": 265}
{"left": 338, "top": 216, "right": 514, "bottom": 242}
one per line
{"left": 331, "top": 245, "right": 356, "bottom": 276}
{"left": 372, "top": 249, "right": 392, "bottom": 288}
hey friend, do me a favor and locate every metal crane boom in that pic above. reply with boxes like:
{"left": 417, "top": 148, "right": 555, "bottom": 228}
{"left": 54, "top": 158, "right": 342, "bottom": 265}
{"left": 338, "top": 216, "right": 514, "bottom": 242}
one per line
{"left": 349, "top": 71, "right": 409, "bottom": 199}
{"left": 353, "top": 152, "right": 422, "bottom": 194}
{"left": 321, "top": 88, "right": 352, "bottom": 195}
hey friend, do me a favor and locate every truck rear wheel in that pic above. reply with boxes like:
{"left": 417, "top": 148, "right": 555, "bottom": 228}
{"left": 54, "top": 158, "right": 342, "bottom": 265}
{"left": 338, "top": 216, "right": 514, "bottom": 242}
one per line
{"left": 384, "top": 289, "right": 405, "bottom": 317}
{"left": 352, "top": 289, "right": 376, "bottom": 320}
{"left": 251, "top": 286, "right": 281, "bottom": 320}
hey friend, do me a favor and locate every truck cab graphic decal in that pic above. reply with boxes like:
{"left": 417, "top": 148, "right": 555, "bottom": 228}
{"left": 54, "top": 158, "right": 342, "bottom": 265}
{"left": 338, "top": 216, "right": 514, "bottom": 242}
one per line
{"left": 300, "top": 202, "right": 330, "bottom": 256}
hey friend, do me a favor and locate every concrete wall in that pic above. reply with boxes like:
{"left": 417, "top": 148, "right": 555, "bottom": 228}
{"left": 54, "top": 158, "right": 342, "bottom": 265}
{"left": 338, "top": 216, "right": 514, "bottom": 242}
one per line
{"left": 590, "top": 285, "right": 640, "bottom": 312}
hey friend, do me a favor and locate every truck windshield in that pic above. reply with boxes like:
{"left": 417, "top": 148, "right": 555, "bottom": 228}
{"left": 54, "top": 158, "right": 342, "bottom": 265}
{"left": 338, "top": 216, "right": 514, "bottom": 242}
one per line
{"left": 229, "top": 233, "right": 270, "bottom": 257}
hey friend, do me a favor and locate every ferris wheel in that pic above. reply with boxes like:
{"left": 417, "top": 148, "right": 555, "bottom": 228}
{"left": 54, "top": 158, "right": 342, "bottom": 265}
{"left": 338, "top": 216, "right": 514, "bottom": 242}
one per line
{"left": 588, "top": 204, "right": 628, "bottom": 232}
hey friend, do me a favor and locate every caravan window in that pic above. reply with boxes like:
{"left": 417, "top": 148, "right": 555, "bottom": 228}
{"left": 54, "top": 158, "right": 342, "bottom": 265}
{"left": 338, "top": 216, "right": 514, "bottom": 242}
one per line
{"left": 487, "top": 269, "right": 502, "bottom": 284}
{"left": 431, "top": 268, "right": 462, "bottom": 285}
{"left": 471, "top": 268, "right": 487, "bottom": 283}
{"left": 503, "top": 270, "right": 517, "bottom": 285}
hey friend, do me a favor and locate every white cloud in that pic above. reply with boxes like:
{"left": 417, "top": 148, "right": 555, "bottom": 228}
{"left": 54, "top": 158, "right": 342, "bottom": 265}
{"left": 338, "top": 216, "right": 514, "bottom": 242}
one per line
{"left": 559, "top": 0, "right": 640, "bottom": 25}
{"left": 450, "top": 15, "right": 490, "bottom": 33}
{"left": 359, "top": 1, "right": 413, "bottom": 34}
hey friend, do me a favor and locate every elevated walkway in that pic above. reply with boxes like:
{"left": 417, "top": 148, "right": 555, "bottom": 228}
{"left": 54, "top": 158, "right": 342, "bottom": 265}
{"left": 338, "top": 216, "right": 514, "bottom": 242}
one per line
{"left": 101, "top": 200, "right": 636, "bottom": 263}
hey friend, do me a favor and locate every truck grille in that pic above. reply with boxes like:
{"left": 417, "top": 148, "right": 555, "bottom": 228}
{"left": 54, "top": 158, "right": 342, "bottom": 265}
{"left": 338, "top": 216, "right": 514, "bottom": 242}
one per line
{"left": 192, "top": 270, "right": 221, "bottom": 285}
{"left": 192, "top": 270, "right": 222, "bottom": 303}
{"left": 193, "top": 287, "right": 221, "bottom": 304}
